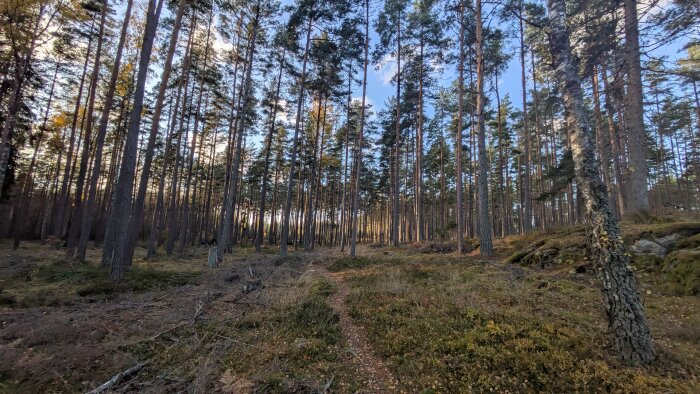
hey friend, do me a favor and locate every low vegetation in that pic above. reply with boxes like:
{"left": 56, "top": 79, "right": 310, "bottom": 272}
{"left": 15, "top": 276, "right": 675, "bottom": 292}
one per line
{"left": 342, "top": 255, "right": 698, "bottom": 392}
{"left": 1, "top": 219, "right": 698, "bottom": 392}
{"left": 0, "top": 256, "right": 202, "bottom": 308}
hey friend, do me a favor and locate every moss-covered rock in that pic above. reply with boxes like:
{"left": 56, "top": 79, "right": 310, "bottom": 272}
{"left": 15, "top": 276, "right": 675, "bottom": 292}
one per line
{"left": 662, "top": 249, "right": 700, "bottom": 296}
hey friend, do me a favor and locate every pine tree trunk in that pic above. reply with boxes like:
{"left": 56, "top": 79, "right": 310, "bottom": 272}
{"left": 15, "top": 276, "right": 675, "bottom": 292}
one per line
{"left": 55, "top": 16, "right": 97, "bottom": 238}
{"left": 280, "top": 13, "right": 313, "bottom": 256}
{"left": 255, "top": 51, "right": 285, "bottom": 252}
{"left": 112, "top": 0, "right": 188, "bottom": 264}
{"left": 66, "top": 2, "right": 108, "bottom": 258}
{"left": 76, "top": 0, "right": 134, "bottom": 262}
{"left": 518, "top": 0, "right": 532, "bottom": 232}
{"left": 475, "top": 0, "right": 493, "bottom": 256}
{"left": 547, "top": 0, "right": 655, "bottom": 365}
{"left": 103, "top": 0, "right": 164, "bottom": 279}
{"left": 392, "top": 12, "right": 402, "bottom": 247}
{"left": 456, "top": 0, "right": 466, "bottom": 253}
{"left": 217, "top": 4, "right": 261, "bottom": 261}
{"left": 622, "top": 0, "right": 650, "bottom": 216}
{"left": 350, "top": 0, "right": 369, "bottom": 256}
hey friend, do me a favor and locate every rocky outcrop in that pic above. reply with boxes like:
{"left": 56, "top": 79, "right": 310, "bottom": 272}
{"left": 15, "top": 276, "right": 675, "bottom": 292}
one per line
{"left": 630, "top": 239, "right": 666, "bottom": 256}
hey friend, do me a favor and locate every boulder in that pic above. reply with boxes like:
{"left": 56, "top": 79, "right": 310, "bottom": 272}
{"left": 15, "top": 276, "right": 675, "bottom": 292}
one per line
{"left": 654, "top": 233, "right": 682, "bottom": 248}
{"left": 630, "top": 239, "right": 666, "bottom": 256}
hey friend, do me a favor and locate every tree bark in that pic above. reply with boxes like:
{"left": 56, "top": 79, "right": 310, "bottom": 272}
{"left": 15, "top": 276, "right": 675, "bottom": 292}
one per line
{"left": 280, "top": 12, "right": 313, "bottom": 256}
{"left": 475, "top": 0, "right": 493, "bottom": 256}
{"left": 350, "top": 0, "right": 369, "bottom": 256}
{"left": 622, "top": 0, "right": 650, "bottom": 215}
{"left": 103, "top": 0, "right": 164, "bottom": 279}
{"left": 218, "top": 4, "right": 261, "bottom": 261}
{"left": 547, "top": 0, "right": 655, "bottom": 365}
{"left": 66, "top": 1, "right": 108, "bottom": 258}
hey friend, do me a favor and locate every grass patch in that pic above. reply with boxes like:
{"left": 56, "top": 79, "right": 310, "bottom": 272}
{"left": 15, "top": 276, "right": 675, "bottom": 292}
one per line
{"left": 309, "top": 277, "right": 337, "bottom": 297}
{"left": 327, "top": 256, "right": 380, "bottom": 272}
{"left": 218, "top": 278, "right": 358, "bottom": 392}
{"left": 1, "top": 261, "right": 201, "bottom": 308}
{"left": 344, "top": 259, "right": 698, "bottom": 393}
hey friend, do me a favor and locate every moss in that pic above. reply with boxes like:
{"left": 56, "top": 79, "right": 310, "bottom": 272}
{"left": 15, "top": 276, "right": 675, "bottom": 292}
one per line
{"left": 216, "top": 282, "right": 358, "bottom": 393}
{"left": 327, "top": 256, "right": 377, "bottom": 272}
{"left": 662, "top": 249, "right": 700, "bottom": 296}
{"left": 621, "top": 221, "right": 700, "bottom": 244}
{"left": 672, "top": 233, "right": 700, "bottom": 251}
{"left": 292, "top": 298, "right": 341, "bottom": 345}
{"left": 343, "top": 258, "right": 695, "bottom": 393}
{"left": 309, "top": 278, "right": 337, "bottom": 297}
{"left": 3, "top": 261, "right": 201, "bottom": 307}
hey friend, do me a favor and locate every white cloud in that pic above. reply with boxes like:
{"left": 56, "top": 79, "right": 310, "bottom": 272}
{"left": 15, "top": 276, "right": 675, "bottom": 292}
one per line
{"left": 374, "top": 53, "right": 398, "bottom": 86}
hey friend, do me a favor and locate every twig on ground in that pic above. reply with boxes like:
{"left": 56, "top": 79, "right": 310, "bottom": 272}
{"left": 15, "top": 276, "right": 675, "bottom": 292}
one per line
{"left": 206, "top": 331, "right": 267, "bottom": 349}
{"left": 85, "top": 361, "right": 149, "bottom": 394}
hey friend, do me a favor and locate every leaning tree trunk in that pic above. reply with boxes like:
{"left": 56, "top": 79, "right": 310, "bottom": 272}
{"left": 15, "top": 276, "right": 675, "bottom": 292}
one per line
{"left": 547, "top": 0, "right": 655, "bottom": 365}
{"left": 120, "top": 0, "right": 189, "bottom": 266}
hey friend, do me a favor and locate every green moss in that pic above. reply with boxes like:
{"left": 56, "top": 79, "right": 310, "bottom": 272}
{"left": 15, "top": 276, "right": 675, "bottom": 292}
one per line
{"left": 672, "top": 233, "right": 700, "bottom": 250}
{"left": 3, "top": 261, "right": 201, "bottom": 307}
{"left": 76, "top": 267, "right": 199, "bottom": 297}
{"left": 344, "top": 261, "right": 693, "bottom": 393}
{"left": 292, "top": 298, "right": 341, "bottom": 345}
{"left": 309, "top": 278, "right": 337, "bottom": 297}
{"left": 662, "top": 249, "right": 700, "bottom": 296}
{"left": 327, "top": 256, "right": 378, "bottom": 272}
{"left": 215, "top": 283, "right": 358, "bottom": 392}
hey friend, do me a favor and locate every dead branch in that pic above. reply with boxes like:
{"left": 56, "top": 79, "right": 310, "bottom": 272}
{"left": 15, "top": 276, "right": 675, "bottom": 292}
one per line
{"left": 85, "top": 361, "right": 148, "bottom": 394}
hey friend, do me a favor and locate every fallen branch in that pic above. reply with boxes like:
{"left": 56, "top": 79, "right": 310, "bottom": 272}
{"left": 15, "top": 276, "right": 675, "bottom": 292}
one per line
{"left": 86, "top": 361, "right": 148, "bottom": 394}
{"left": 145, "top": 291, "right": 222, "bottom": 342}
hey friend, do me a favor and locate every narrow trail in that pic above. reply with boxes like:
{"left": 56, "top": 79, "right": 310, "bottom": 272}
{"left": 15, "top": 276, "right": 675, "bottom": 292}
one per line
{"left": 321, "top": 269, "right": 399, "bottom": 393}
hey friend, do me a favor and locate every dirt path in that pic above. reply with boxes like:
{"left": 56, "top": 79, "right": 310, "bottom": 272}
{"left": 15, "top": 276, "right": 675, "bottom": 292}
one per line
{"left": 322, "top": 269, "right": 398, "bottom": 393}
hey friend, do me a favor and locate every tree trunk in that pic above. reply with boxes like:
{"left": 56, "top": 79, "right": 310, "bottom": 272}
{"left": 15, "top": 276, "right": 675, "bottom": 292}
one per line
{"left": 456, "top": 0, "right": 466, "bottom": 253}
{"left": 518, "top": 1, "right": 532, "bottom": 232}
{"left": 255, "top": 50, "right": 285, "bottom": 252}
{"left": 622, "top": 0, "right": 650, "bottom": 216}
{"left": 392, "top": 12, "right": 402, "bottom": 247}
{"left": 280, "top": 12, "right": 313, "bottom": 256}
{"left": 103, "top": 0, "right": 164, "bottom": 279}
{"left": 351, "top": 1, "right": 369, "bottom": 255}
{"left": 217, "top": 4, "right": 261, "bottom": 261}
{"left": 113, "top": 0, "right": 189, "bottom": 265}
{"left": 66, "top": 2, "right": 108, "bottom": 258}
{"left": 475, "top": 0, "right": 493, "bottom": 256}
{"left": 547, "top": 0, "right": 655, "bottom": 365}
{"left": 76, "top": 0, "right": 134, "bottom": 262}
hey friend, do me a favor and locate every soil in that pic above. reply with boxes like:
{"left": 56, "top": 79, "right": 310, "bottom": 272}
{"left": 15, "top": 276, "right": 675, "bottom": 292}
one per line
{"left": 322, "top": 268, "right": 398, "bottom": 393}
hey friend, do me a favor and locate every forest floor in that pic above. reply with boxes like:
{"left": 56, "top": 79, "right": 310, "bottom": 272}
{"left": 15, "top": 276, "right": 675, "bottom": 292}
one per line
{"left": 0, "top": 220, "right": 698, "bottom": 393}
